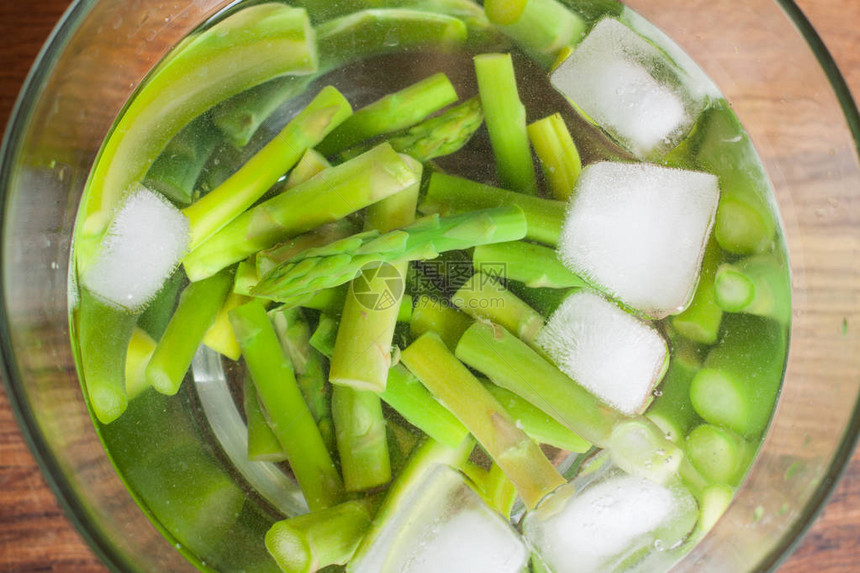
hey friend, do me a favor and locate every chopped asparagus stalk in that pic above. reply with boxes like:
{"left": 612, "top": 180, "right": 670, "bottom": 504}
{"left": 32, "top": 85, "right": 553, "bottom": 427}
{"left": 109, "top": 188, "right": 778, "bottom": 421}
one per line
{"left": 310, "top": 314, "right": 340, "bottom": 359}
{"left": 286, "top": 149, "right": 333, "bottom": 188}
{"left": 251, "top": 206, "right": 528, "bottom": 303}
{"left": 230, "top": 301, "right": 344, "bottom": 510}
{"left": 421, "top": 172, "right": 566, "bottom": 245}
{"left": 136, "top": 268, "right": 186, "bottom": 341}
{"left": 183, "top": 142, "right": 422, "bottom": 281}
{"left": 401, "top": 332, "right": 565, "bottom": 508}
{"left": 409, "top": 295, "right": 473, "bottom": 349}
{"left": 146, "top": 269, "right": 234, "bottom": 396}
{"left": 670, "top": 238, "right": 724, "bottom": 345}
{"left": 484, "top": 382, "right": 590, "bottom": 453}
{"left": 317, "top": 9, "right": 468, "bottom": 72}
{"left": 714, "top": 252, "right": 791, "bottom": 326}
{"left": 386, "top": 419, "right": 422, "bottom": 476}
{"left": 244, "top": 375, "right": 288, "bottom": 463}
{"left": 685, "top": 423, "right": 753, "bottom": 487}
{"left": 332, "top": 386, "right": 392, "bottom": 491}
{"left": 645, "top": 337, "right": 702, "bottom": 442}
{"left": 380, "top": 364, "right": 470, "bottom": 449}
{"left": 183, "top": 86, "right": 353, "bottom": 250}
{"left": 483, "top": 0, "right": 527, "bottom": 25}
{"left": 266, "top": 497, "right": 378, "bottom": 573}
{"left": 124, "top": 327, "right": 157, "bottom": 400}
{"left": 233, "top": 258, "right": 259, "bottom": 297}
{"left": 488, "top": 0, "right": 587, "bottom": 69}
{"left": 485, "top": 462, "right": 518, "bottom": 518}
{"left": 257, "top": 220, "right": 360, "bottom": 279}
{"left": 474, "top": 53, "right": 538, "bottom": 195}
{"left": 202, "top": 291, "right": 249, "bottom": 361}
{"left": 317, "top": 73, "right": 458, "bottom": 156}
{"left": 76, "top": 4, "right": 318, "bottom": 270}
{"left": 472, "top": 241, "right": 586, "bottom": 289}
{"left": 452, "top": 271, "right": 545, "bottom": 349}
{"left": 527, "top": 113, "right": 582, "bottom": 200}
{"left": 143, "top": 114, "right": 221, "bottom": 206}
{"left": 690, "top": 314, "right": 787, "bottom": 437}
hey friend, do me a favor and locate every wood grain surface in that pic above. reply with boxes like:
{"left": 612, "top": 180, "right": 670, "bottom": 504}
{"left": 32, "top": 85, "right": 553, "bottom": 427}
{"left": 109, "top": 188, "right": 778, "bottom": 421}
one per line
{"left": 0, "top": 1, "right": 858, "bottom": 572}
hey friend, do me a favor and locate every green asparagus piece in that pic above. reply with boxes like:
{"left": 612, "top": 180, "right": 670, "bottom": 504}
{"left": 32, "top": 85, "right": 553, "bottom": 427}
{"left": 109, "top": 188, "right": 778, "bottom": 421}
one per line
{"left": 485, "top": 462, "right": 518, "bottom": 518}
{"left": 485, "top": 381, "right": 590, "bottom": 452}
{"left": 401, "top": 332, "right": 566, "bottom": 508}
{"left": 380, "top": 364, "right": 470, "bottom": 449}
{"left": 230, "top": 300, "right": 344, "bottom": 511}
{"left": 489, "top": 0, "right": 587, "bottom": 69}
{"left": 685, "top": 423, "right": 753, "bottom": 487}
{"left": 256, "top": 220, "right": 361, "bottom": 280}
{"left": 420, "top": 172, "right": 566, "bottom": 245}
{"left": 124, "top": 327, "right": 157, "bottom": 401}
{"left": 506, "top": 281, "right": 575, "bottom": 318}
{"left": 183, "top": 143, "right": 421, "bottom": 281}
{"left": 690, "top": 314, "right": 787, "bottom": 437}
{"left": 527, "top": 113, "right": 582, "bottom": 200}
{"left": 474, "top": 53, "right": 538, "bottom": 195}
{"left": 183, "top": 86, "right": 353, "bottom": 251}
{"left": 287, "top": 148, "right": 333, "bottom": 186}
{"left": 244, "top": 375, "right": 288, "bottom": 463}
{"left": 332, "top": 385, "right": 392, "bottom": 491}
{"left": 452, "top": 271, "right": 545, "bottom": 349}
{"left": 714, "top": 252, "right": 791, "bottom": 326}
{"left": 310, "top": 314, "right": 340, "bottom": 359}
{"left": 146, "top": 269, "right": 234, "bottom": 396}
{"left": 202, "top": 291, "right": 249, "bottom": 361}
{"left": 136, "top": 268, "right": 186, "bottom": 342}
{"left": 233, "top": 259, "right": 259, "bottom": 297}
{"left": 671, "top": 238, "right": 724, "bottom": 345}
{"left": 76, "top": 4, "right": 318, "bottom": 271}
{"left": 472, "top": 241, "right": 586, "bottom": 289}
{"left": 409, "top": 294, "right": 473, "bottom": 349}
{"left": 386, "top": 419, "right": 422, "bottom": 476}
{"left": 271, "top": 307, "right": 335, "bottom": 452}
{"left": 266, "top": 497, "right": 378, "bottom": 573}
{"left": 317, "top": 73, "right": 458, "bottom": 156}
{"left": 251, "top": 206, "right": 528, "bottom": 303}
{"left": 317, "top": 9, "right": 468, "bottom": 72}
{"left": 483, "top": 0, "right": 527, "bottom": 25}
{"left": 645, "top": 337, "right": 702, "bottom": 442}
{"left": 143, "top": 113, "right": 221, "bottom": 206}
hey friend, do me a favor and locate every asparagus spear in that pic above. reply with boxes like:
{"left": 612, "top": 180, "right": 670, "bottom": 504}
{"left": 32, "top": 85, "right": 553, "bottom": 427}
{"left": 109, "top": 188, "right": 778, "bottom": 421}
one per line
{"left": 483, "top": 0, "right": 527, "bottom": 25}
{"left": 317, "top": 73, "right": 458, "bottom": 156}
{"left": 472, "top": 241, "right": 586, "bottom": 289}
{"left": 714, "top": 252, "right": 791, "bottom": 326}
{"left": 266, "top": 497, "right": 379, "bottom": 573}
{"left": 645, "top": 337, "right": 702, "bottom": 442}
{"left": 310, "top": 314, "right": 340, "bottom": 359}
{"left": 146, "top": 269, "right": 234, "bottom": 396}
{"left": 420, "top": 172, "right": 566, "bottom": 245}
{"left": 183, "top": 86, "right": 353, "bottom": 251}
{"left": 183, "top": 142, "right": 422, "bottom": 281}
{"left": 690, "top": 314, "right": 787, "bottom": 438}
{"left": 136, "top": 268, "right": 186, "bottom": 341}
{"left": 230, "top": 300, "right": 344, "bottom": 511}
{"left": 251, "top": 206, "right": 528, "bottom": 302}
{"left": 685, "top": 423, "right": 753, "bottom": 487}
{"left": 124, "top": 327, "right": 157, "bottom": 401}
{"left": 401, "top": 332, "right": 566, "bottom": 508}
{"left": 409, "top": 294, "right": 473, "bottom": 349}
{"left": 256, "top": 220, "right": 360, "bottom": 280}
{"left": 474, "top": 53, "right": 538, "bottom": 195}
{"left": 202, "top": 291, "right": 249, "bottom": 361}
{"left": 332, "top": 385, "right": 392, "bottom": 491}
{"left": 233, "top": 259, "right": 259, "bottom": 297}
{"left": 527, "top": 113, "right": 582, "bottom": 200}
{"left": 244, "top": 375, "right": 288, "bottom": 462}
{"left": 671, "top": 238, "right": 724, "bottom": 345}
{"left": 76, "top": 4, "right": 318, "bottom": 271}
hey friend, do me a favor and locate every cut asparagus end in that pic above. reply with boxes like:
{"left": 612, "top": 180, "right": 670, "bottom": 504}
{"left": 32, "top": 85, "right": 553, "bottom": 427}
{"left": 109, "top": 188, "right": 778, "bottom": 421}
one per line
{"left": 608, "top": 418, "right": 684, "bottom": 486}
{"left": 714, "top": 263, "right": 755, "bottom": 312}
{"left": 670, "top": 237, "right": 724, "bottom": 345}
{"left": 332, "top": 386, "right": 392, "bottom": 492}
{"left": 472, "top": 241, "right": 587, "bottom": 290}
{"left": 492, "top": 0, "right": 587, "bottom": 69}
{"left": 685, "top": 423, "right": 753, "bottom": 487}
{"left": 409, "top": 295, "right": 473, "bottom": 350}
{"left": 124, "top": 327, "right": 157, "bottom": 400}
{"left": 244, "top": 376, "right": 288, "bottom": 463}
{"left": 527, "top": 113, "right": 582, "bottom": 200}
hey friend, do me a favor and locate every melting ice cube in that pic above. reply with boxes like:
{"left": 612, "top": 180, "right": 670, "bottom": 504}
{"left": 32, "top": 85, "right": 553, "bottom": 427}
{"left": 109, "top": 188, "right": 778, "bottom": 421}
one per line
{"left": 551, "top": 18, "right": 708, "bottom": 160}
{"left": 537, "top": 290, "right": 668, "bottom": 416}
{"left": 81, "top": 185, "right": 189, "bottom": 311}
{"left": 557, "top": 162, "right": 719, "bottom": 318}
{"left": 524, "top": 464, "right": 698, "bottom": 573}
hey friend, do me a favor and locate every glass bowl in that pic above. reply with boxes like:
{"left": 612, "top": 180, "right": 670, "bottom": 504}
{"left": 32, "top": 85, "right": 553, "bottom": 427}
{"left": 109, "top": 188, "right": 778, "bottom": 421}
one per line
{"left": 1, "top": 0, "right": 858, "bottom": 571}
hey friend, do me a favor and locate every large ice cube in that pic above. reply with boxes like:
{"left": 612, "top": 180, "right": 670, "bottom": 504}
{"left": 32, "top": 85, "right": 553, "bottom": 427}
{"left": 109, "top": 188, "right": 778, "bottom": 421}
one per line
{"left": 81, "top": 185, "right": 190, "bottom": 311}
{"left": 537, "top": 290, "right": 668, "bottom": 416}
{"left": 349, "top": 464, "right": 529, "bottom": 573}
{"left": 558, "top": 162, "right": 719, "bottom": 318}
{"left": 551, "top": 18, "right": 708, "bottom": 160}
{"left": 524, "top": 464, "right": 698, "bottom": 573}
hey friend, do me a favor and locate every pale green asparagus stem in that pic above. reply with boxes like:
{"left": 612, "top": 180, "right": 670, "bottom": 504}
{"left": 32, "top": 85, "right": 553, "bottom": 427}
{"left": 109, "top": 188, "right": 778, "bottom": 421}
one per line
{"left": 202, "top": 291, "right": 249, "bottom": 361}
{"left": 183, "top": 143, "right": 421, "bottom": 281}
{"left": 310, "top": 314, "right": 340, "bottom": 359}
{"left": 146, "top": 269, "right": 234, "bottom": 396}
{"left": 317, "top": 73, "right": 458, "bottom": 156}
{"left": 230, "top": 300, "right": 344, "bottom": 511}
{"left": 183, "top": 86, "right": 353, "bottom": 250}
{"left": 124, "top": 327, "right": 157, "bottom": 400}
{"left": 645, "top": 337, "right": 702, "bottom": 442}
{"left": 409, "top": 295, "right": 473, "bottom": 349}
{"left": 76, "top": 4, "right": 318, "bottom": 272}
{"left": 252, "top": 206, "right": 528, "bottom": 302}
{"left": 472, "top": 241, "right": 586, "bottom": 289}
{"left": 244, "top": 375, "right": 288, "bottom": 462}
{"left": 332, "top": 386, "right": 392, "bottom": 491}
{"left": 256, "top": 220, "right": 360, "bottom": 280}
{"left": 401, "top": 332, "right": 565, "bottom": 508}
{"left": 483, "top": 0, "right": 527, "bottom": 25}
{"left": 287, "top": 148, "right": 333, "bottom": 187}
{"left": 685, "top": 423, "right": 753, "bottom": 487}
{"left": 486, "top": 462, "right": 518, "bottom": 518}
{"left": 714, "top": 252, "right": 791, "bottom": 326}
{"left": 671, "top": 238, "right": 724, "bottom": 345}
{"left": 266, "top": 496, "right": 379, "bottom": 573}
{"left": 527, "top": 113, "right": 582, "bottom": 200}
{"left": 420, "top": 172, "right": 566, "bottom": 245}
{"left": 233, "top": 259, "right": 258, "bottom": 296}
{"left": 474, "top": 53, "right": 538, "bottom": 195}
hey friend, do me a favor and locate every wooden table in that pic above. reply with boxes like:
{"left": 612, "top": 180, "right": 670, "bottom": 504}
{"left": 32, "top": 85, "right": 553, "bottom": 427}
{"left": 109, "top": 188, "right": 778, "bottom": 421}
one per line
{"left": 0, "top": 1, "right": 858, "bottom": 571}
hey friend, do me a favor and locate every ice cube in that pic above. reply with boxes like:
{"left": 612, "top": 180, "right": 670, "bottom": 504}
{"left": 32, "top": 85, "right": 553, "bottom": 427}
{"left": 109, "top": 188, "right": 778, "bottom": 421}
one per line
{"left": 82, "top": 185, "right": 190, "bottom": 311}
{"left": 551, "top": 18, "right": 708, "bottom": 160}
{"left": 350, "top": 464, "right": 529, "bottom": 573}
{"left": 558, "top": 161, "right": 719, "bottom": 318}
{"left": 537, "top": 290, "right": 668, "bottom": 416}
{"left": 524, "top": 464, "right": 698, "bottom": 573}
